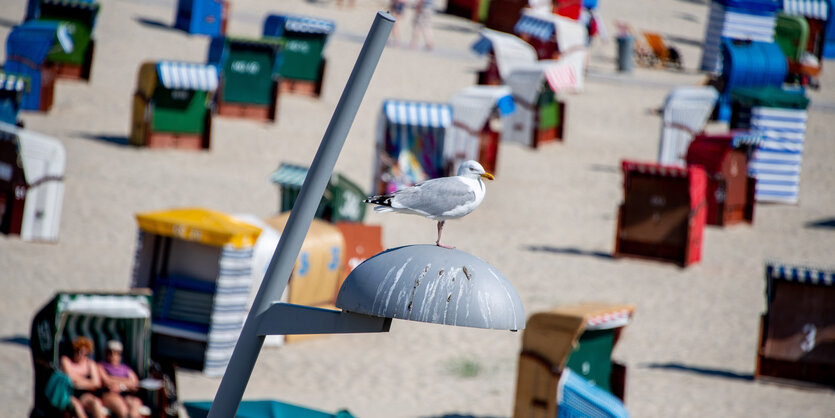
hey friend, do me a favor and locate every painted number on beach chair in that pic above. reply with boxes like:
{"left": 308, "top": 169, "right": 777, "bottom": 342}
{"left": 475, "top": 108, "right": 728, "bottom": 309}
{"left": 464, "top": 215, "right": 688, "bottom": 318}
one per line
{"left": 298, "top": 252, "right": 309, "bottom": 277}
{"left": 328, "top": 246, "right": 339, "bottom": 271}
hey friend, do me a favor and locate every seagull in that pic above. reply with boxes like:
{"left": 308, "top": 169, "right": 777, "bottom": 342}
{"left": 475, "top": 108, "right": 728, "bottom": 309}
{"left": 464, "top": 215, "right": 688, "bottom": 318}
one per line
{"left": 364, "top": 160, "right": 494, "bottom": 248}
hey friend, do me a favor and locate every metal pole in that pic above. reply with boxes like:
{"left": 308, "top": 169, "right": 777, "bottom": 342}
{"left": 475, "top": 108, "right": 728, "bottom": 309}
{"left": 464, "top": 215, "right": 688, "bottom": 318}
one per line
{"left": 207, "top": 11, "right": 394, "bottom": 417}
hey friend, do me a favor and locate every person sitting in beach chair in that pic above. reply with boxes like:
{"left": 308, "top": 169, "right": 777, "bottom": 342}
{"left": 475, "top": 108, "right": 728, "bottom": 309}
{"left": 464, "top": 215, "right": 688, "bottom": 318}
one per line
{"left": 61, "top": 337, "right": 105, "bottom": 418}
{"left": 98, "top": 340, "right": 148, "bottom": 418}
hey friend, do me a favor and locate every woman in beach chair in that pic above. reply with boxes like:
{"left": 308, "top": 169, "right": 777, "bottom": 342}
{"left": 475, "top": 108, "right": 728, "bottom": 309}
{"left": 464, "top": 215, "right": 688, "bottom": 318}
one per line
{"left": 98, "top": 340, "right": 148, "bottom": 418}
{"left": 61, "top": 337, "right": 106, "bottom": 418}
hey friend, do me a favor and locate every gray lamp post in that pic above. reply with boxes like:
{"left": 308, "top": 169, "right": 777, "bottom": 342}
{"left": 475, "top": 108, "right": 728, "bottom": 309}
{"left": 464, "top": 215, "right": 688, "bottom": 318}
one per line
{"left": 207, "top": 11, "right": 524, "bottom": 417}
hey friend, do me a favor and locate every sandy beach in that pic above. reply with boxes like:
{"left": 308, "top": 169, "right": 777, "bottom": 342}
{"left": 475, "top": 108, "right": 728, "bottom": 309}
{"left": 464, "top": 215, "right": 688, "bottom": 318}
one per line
{"left": 2, "top": 0, "right": 835, "bottom": 416}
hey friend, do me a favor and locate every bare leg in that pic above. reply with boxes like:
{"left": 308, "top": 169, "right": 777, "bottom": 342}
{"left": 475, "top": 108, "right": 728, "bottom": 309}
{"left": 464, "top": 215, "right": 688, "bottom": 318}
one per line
{"left": 436, "top": 221, "right": 454, "bottom": 249}
{"left": 70, "top": 397, "right": 88, "bottom": 418}
{"left": 80, "top": 393, "right": 105, "bottom": 418}
{"left": 102, "top": 391, "right": 129, "bottom": 418}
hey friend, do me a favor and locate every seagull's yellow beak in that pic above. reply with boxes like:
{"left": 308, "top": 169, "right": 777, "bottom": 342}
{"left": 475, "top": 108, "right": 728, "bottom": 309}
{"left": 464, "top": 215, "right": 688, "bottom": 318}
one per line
{"left": 481, "top": 172, "right": 494, "bottom": 180}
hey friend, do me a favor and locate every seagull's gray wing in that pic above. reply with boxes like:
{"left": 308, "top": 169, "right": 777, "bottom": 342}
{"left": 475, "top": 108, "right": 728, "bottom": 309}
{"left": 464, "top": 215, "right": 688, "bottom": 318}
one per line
{"left": 391, "top": 177, "right": 475, "bottom": 216}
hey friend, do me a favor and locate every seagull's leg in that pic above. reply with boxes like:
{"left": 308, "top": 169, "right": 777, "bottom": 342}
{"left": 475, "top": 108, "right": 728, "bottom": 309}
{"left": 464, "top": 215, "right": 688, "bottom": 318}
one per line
{"left": 436, "top": 221, "right": 454, "bottom": 249}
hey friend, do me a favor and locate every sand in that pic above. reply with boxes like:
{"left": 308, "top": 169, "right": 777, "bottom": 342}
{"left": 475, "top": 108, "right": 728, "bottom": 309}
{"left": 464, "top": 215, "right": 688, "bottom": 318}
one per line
{"left": 1, "top": 0, "right": 834, "bottom": 416}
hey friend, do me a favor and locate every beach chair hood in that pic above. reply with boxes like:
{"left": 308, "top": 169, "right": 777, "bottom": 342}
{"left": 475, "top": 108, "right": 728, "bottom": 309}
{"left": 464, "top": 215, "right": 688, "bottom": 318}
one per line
{"left": 514, "top": 9, "right": 587, "bottom": 53}
{"left": 471, "top": 29, "right": 537, "bottom": 80}
{"left": 0, "top": 121, "right": 66, "bottom": 242}
{"left": 263, "top": 14, "right": 336, "bottom": 38}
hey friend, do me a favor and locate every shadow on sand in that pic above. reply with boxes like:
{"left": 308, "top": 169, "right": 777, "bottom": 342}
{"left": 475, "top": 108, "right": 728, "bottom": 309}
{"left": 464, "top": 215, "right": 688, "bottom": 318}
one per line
{"left": 805, "top": 218, "right": 835, "bottom": 229}
{"left": 0, "top": 335, "right": 30, "bottom": 347}
{"left": 78, "top": 133, "right": 131, "bottom": 146}
{"left": 134, "top": 16, "right": 180, "bottom": 33}
{"left": 525, "top": 245, "right": 613, "bottom": 260}
{"left": 643, "top": 362, "right": 754, "bottom": 381}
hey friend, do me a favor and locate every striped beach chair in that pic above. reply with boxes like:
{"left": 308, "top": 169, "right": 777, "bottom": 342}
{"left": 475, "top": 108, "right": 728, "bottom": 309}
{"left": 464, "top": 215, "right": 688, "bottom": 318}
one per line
{"left": 131, "top": 61, "right": 218, "bottom": 150}
{"left": 513, "top": 8, "right": 588, "bottom": 60}
{"left": 263, "top": 14, "right": 335, "bottom": 97}
{"left": 730, "top": 86, "right": 810, "bottom": 204}
{"left": 373, "top": 100, "right": 453, "bottom": 195}
{"left": 700, "top": 0, "right": 781, "bottom": 73}
{"left": 132, "top": 207, "right": 262, "bottom": 377}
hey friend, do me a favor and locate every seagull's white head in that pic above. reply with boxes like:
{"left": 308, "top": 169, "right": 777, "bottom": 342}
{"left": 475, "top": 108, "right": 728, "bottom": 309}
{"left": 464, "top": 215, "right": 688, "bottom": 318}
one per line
{"left": 458, "top": 160, "right": 494, "bottom": 181}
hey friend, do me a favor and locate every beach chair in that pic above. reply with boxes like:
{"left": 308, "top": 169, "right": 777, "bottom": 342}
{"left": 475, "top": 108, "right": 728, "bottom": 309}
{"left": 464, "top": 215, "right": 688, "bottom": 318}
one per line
{"left": 657, "top": 86, "right": 718, "bottom": 167}
{"left": 373, "top": 100, "right": 454, "bottom": 195}
{"left": 699, "top": 0, "right": 780, "bottom": 73}
{"left": 131, "top": 207, "right": 262, "bottom": 376}
{"left": 613, "top": 161, "right": 707, "bottom": 267}
{"left": 174, "top": 0, "right": 228, "bottom": 36}
{"left": 729, "top": 87, "right": 810, "bottom": 204}
{"left": 642, "top": 31, "right": 683, "bottom": 69}
{"left": 208, "top": 36, "right": 282, "bottom": 122}
{"left": 24, "top": 0, "right": 100, "bottom": 81}
{"left": 514, "top": 303, "right": 634, "bottom": 417}
{"left": 756, "top": 261, "right": 835, "bottom": 387}
{"left": 5, "top": 21, "right": 66, "bottom": 112}
{"left": 262, "top": 14, "right": 335, "bottom": 97}
{"left": 502, "top": 62, "right": 569, "bottom": 149}
{"left": 714, "top": 40, "right": 787, "bottom": 122}
{"left": 449, "top": 85, "right": 516, "bottom": 174}
{"left": 471, "top": 29, "right": 538, "bottom": 86}
{"left": 130, "top": 61, "right": 218, "bottom": 150}
{"left": 0, "top": 122, "right": 65, "bottom": 242}
{"left": 514, "top": 9, "right": 587, "bottom": 60}
{"left": 262, "top": 213, "right": 345, "bottom": 343}
{"left": 270, "top": 163, "right": 367, "bottom": 223}
{"left": 685, "top": 131, "right": 759, "bottom": 226}
{"left": 29, "top": 291, "right": 178, "bottom": 418}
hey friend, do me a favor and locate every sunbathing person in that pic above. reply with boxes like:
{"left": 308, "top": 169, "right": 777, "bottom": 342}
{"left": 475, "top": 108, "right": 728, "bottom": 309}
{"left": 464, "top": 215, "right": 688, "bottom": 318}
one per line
{"left": 61, "top": 336, "right": 105, "bottom": 418}
{"left": 98, "top": 340, "right": 146, "bottom": 418}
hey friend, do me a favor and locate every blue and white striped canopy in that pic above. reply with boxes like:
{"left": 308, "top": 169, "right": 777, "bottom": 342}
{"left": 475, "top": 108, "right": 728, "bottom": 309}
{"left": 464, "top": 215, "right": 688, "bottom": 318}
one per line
{"left": 514, "top": 14, "right": 556, "bottom": 42}
{"left": 782, "top": 0, "right": 829, "bottom": 19}
{"left": 156, "top": 61, "right": 218, "bottom": 92}
{"left": 0, "top": 72, "right": 26, "bottom": 92}
{"left": 383, "top": 100, "right": 452, "bottom": 128}
{"left": 766, "top": 261, "right": 835, "bottom": 286}
{"left": 284, "top": 15, "right": 335, "bottom": 34}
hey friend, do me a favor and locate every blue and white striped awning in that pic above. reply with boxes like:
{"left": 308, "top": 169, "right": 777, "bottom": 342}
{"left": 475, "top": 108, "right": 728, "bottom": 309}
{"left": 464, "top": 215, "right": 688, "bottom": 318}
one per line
{"left": 383, "top": 100, "right": 453, "bottom": 128}
{"left": 284, "top": 15, "right": 335, "bottom": 34}
{"left": 0, "top": 72, "right": 27, "bottom": 92}
{"left": 514, "top": 14, "right": 556, "bottom": 42}
{"left": 731, "top": 132, "right": 765, "bottom": 147}
{"left": 269, "top": 163, "right": 309, "bottom": 187}
{"left": 766, "top": 261, "right": 835, "bottom": 286}
{"left": 156, "top": 61, "right": 218, "bottom": 92}
{"left": 782, "top": 0, "right": 829, "bottom": 19}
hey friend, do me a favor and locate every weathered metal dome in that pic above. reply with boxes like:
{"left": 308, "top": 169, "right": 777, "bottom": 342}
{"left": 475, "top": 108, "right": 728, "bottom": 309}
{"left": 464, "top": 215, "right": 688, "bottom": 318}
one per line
{"left": 336, "top": 245, "right": 525, "bottom": 331}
